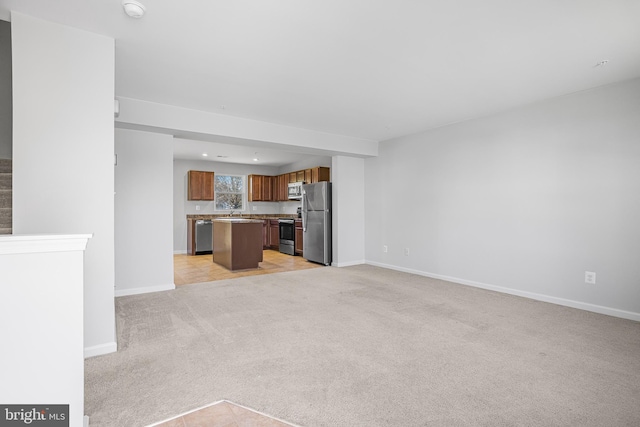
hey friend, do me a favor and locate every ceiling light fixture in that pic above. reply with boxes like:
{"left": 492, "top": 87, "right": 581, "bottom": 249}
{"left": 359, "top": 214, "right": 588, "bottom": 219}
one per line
{"left": 202, "top": 153, "right": 208, "bottom": 157}
{"left": 122, "top": 1, "right": 146, "bottom": 19}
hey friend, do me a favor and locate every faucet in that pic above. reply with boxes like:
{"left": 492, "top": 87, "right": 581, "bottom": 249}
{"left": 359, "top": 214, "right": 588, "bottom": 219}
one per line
{"left": 229, "top": 210, "right": 236, "bottom": 217}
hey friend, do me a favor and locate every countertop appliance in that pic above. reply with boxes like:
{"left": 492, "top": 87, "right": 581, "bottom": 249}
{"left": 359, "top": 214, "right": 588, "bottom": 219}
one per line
{"left": 278, "top": 218, "right": 296, "bottom": 255}
{"left": 194, "top": 219, "right": 213, "bottom": 255}
{"left": 288, "top": 182, "right": 304, "bottom": 200}
{"left": 301, "top": 182, "right": 331, "bottom": 265}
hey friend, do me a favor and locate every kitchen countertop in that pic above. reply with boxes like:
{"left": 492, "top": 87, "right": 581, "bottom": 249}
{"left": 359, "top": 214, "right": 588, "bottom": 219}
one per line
{"left": 187, "top": 214, "right": 299, "bottom": 220}
{"left": 212, "top": 218, "right": 264, "bottom": 223}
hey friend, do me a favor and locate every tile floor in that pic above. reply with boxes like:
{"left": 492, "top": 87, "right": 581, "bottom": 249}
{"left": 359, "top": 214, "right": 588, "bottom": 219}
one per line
{"left": 174, "top": 249, "right": 321, "bottom": 286}
{"left": 150, "top": 401, "right": 297, "bottom": 427}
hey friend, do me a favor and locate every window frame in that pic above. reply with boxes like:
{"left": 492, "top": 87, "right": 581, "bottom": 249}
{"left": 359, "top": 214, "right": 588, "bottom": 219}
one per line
{"left": 213, "top": 174, "right": 246, "bottom": 212}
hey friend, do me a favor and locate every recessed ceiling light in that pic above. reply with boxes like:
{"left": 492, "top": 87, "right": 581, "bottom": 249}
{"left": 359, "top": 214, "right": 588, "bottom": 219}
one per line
{"left": 122, "top": 1, "right": 146, "bottom": 19}
{"left": 202, "top": 153, "right": 208, "bottom": 157}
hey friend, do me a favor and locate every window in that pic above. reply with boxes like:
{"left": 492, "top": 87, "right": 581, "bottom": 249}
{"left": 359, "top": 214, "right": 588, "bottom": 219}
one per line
{"left": 214, "top": 174, "right": 245, "bottom": 211}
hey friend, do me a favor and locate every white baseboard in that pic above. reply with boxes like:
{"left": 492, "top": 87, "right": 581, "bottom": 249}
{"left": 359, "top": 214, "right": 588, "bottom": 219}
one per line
{"left": 333, "top": 259, "right": 366, "bottom": 267}
{"left": 84, "top": 341, "right": 117, "bottom": 359}
{"left": 115, "top": 283, "right": 176, "bottom": 297}
{"left": 366, "top": 260, "right": 640, "bottom": 322}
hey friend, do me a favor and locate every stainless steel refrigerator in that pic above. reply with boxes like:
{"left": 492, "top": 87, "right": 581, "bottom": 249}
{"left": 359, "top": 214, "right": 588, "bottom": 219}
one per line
{"left": 301, "top": 182, "right": 332, "bottom": 265}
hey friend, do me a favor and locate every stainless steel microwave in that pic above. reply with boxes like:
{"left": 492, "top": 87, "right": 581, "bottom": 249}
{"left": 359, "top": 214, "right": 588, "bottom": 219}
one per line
{"left": 288, "top": 182, "right": 304, "bottom": 200}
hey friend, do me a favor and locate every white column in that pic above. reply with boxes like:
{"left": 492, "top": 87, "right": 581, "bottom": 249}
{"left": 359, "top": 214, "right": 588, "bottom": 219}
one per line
{"left": 331, "top": 155, "right": 366, "bottom": 266}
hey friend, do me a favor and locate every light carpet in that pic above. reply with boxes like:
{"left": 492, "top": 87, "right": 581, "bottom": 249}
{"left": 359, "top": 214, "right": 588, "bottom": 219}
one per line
{"left": 85, "top": 265, "right": 640, "bottom": 426}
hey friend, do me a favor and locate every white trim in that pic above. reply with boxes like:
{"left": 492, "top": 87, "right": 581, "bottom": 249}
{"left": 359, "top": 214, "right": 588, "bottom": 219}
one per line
{"left": 333, "top": 259, "right": 366, "bottom": 267}
{"left": 84, "top": 341, "right": 117, "bottom": 359}
{"left": 115, "top": 283, "right": 176, "bottom": 297}
{"left": 0, "top": 234, "right": 92, "bottom": 255}
{"left": 366, "top": 261, "right": 640, "bottom": 322}
{"left": 146, "top": 399, "right": 300, "bottom": 427}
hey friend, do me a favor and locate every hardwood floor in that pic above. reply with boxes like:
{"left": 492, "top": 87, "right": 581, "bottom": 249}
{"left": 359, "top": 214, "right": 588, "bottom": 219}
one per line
{"left": 174, "top": 249, "right": 321, "bottom": 286}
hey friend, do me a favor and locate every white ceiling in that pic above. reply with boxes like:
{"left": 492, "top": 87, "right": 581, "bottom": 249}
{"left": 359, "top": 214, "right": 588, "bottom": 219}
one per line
{"left": 172, "top": 137, "right": 312, "bottom": 167}
{"left": 2, "top": 0, "right": 640, "bottom": 164}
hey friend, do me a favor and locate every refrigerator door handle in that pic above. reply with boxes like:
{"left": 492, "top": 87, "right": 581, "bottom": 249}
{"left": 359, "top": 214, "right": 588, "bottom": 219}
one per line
{"left": 302, "top": 191, "right": 307, "bottom": 231}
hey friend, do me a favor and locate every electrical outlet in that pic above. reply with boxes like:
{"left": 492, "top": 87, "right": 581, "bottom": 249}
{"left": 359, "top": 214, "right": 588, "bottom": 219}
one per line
{"left": 383, "top": 245, "right": 388, "bottom": 253}
{"left": 252, "top": 206, "right": 257, "bottom": 211}
{"left": 585, "top": 271, "right": 596, "bottom": 284}
{"left": 196, "top": 205, "right": 200, "bottom": 211}
{"left": 404, "top": 248, "right": 410, "bottom": 256}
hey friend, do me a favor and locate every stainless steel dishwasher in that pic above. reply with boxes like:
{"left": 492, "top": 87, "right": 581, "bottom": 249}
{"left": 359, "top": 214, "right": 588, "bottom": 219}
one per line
{"left": 194, "top": 219, "right": 213, "bottom": 254}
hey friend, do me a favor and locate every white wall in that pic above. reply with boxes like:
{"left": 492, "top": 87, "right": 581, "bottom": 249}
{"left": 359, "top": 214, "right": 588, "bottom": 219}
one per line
{"left": 365, "top": 78, "right": 640, "bottom": 320}
{"left": 332, "top": 155, "right": 365, "bottom": 267}
{"left": 0, "top": 20, "right": 11, "bottom": 159}
{"left": 115, "top": 129, "right": 174, "bottom": 296}
{"left": 11, "top": 13, "right": 116, "bottom": 356}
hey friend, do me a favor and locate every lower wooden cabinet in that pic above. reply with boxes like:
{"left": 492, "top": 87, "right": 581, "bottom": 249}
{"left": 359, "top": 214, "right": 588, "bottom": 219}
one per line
{"left": 262, "top": 220, "right": 270, "bottom": 249}
{"left": 269, "top": 220, "right": 279, "bottom": 249}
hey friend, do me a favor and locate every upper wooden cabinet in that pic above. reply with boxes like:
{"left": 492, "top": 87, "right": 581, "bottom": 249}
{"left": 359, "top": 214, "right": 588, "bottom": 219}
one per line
{"left": 311, "top": 166, "right": 330, "bottom": 183}
{"left": 188, "top": 170, "right": 214, "bottom": 200}
{"left": 281, "top": 174, "right": 289, "bottom": 200}
{"left": 249, "top": 166, "right": 330, "bottom": 202}
{"left": 248, "top": 175, "right": 274, "bottom": 201}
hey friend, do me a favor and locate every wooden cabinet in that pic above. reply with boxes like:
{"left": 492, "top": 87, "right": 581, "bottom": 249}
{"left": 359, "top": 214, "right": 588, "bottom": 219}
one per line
{"left": 263, "top": 176, "right": 273, "bottom": 201}
{"left": 262, "top": 220, "right": 270, "bottom": 249}
{"left": 275, "top": 174, "right": 288, "bottom": 201}
{"left": 248, "top": 175, "right": 273, "bottom": 201}
{"left": 187, "top": 219, "right": 196, "bottom": 255}
{"left": 188, "top": 171, "right": 214, "bottom": 200}
{"left": 295, "top": 219, "right": 303, "bottom": 255}
{"left": 248, "top": 166, "right": 330, "bottom": 202}
{"left": 213, "top": 220, "right": 263, "bottom": 270}
{"left": 311, "top": 167, "right": 330, "bottom": 183}
{"left": 269, "top": 220, "right": 280, "bottom": 249}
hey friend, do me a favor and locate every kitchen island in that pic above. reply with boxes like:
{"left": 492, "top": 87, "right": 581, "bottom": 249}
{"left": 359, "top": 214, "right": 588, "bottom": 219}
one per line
{"left": 212, "top": 218, "right": 264, "bottom": 270}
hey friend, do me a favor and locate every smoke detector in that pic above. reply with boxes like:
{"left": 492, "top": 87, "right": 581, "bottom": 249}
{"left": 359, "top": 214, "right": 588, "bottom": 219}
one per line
{"left": 122, "top": 1, "right": 146, "bottom": 19}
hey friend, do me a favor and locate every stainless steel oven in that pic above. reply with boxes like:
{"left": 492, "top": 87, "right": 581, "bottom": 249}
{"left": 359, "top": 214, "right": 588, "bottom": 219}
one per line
{"left": 278, "top": 218, "right": 295, "bottom": 255}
